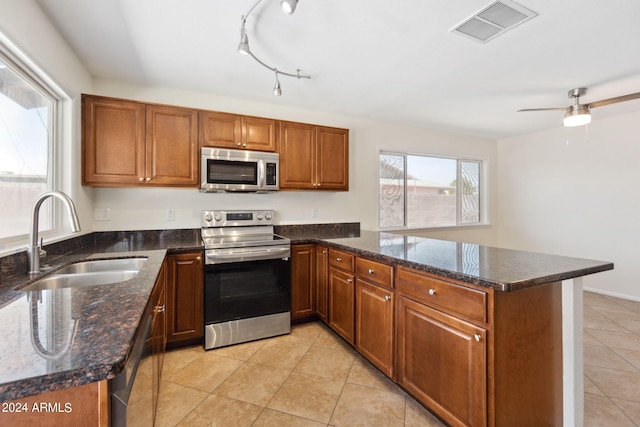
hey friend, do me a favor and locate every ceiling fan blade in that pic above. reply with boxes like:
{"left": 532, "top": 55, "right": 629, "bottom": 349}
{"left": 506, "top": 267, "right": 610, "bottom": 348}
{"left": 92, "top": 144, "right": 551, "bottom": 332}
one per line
{"left": 588, "top": 92, "right": 640, "bottom": 109}
{"left": 517, "top": 107, "right": 567, "bottom": 112}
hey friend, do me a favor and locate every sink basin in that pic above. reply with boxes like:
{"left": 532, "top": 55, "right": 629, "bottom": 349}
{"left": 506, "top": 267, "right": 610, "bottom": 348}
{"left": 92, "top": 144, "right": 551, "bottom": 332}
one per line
{"left": 18, "top": 257, "right": 147, "bottom": 291}
{"left": 20, "top": 271, "right": 140, "bottom": 291}
{"left": 55, "top": 258, "right": 147, "bottom": 275}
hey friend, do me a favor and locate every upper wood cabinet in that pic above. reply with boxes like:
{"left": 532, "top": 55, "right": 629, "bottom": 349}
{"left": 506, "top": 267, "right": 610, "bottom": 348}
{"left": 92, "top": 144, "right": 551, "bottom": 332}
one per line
{"left": 278, "top": 121, "right": 349, "bottom": 191}
{"left": 82, "top": 95, "right": 199, "bottom": 187}
{"left": 200, "top": 111, "right": 276, "bottom": 152}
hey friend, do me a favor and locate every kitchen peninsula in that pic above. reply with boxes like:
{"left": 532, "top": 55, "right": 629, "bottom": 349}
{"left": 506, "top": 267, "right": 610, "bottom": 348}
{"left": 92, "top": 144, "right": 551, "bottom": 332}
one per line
{"left": 0, "top": 227, "right": 612, "bottom": 426}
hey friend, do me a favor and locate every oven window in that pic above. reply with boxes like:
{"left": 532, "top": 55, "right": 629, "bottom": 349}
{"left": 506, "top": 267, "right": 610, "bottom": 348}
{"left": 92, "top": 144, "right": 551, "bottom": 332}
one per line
{"left": 207, "top": 159, "right": 257, "bottom": 185}
{"left": 204, "top": 258, "right": 291, "bottom": 324}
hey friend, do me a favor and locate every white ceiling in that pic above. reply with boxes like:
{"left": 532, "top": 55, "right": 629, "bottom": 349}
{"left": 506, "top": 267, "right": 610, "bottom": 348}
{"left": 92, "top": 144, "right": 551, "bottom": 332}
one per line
{"left": 35, "top": 0, "right": 640, "bottom": 139}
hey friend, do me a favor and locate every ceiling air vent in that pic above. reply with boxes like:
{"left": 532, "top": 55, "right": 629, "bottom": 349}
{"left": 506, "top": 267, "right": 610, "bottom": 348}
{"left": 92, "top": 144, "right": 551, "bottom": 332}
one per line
{"left": 450, "top": 0, "right": 537, "bottom": 43}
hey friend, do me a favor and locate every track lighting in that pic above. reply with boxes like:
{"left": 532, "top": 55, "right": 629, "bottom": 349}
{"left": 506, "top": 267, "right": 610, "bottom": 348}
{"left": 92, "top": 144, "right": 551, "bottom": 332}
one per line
{"left": 273, "top": 70, "right": 282, "bottom": 96}
{"left": 238, "top": 0, "right": 310, "bottom": 96}
{"left": 280, "top": 0, "right": 298, "bottom": 15}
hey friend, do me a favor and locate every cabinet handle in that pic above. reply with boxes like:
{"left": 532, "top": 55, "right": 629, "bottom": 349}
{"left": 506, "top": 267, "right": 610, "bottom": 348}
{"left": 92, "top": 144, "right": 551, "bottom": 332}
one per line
{"left": 474, "top": 334, "right": 482, "bottom": 342}
{"left": 346, "top": 278, "right": 353, "bottom": 283}
{"left": 336, "top": 257, "right": 342, "bottom": 262}
{"left": 154, "top": 305, "right": 166, "bottom": 313}
{"left": 385, "top": 295, "right": 391, "bottom": 301}
{"left": 428, "top": 288, "right": 437, "bottom": 296}
{"left": 368, "top": 269, "right": 375, "bottom": 274}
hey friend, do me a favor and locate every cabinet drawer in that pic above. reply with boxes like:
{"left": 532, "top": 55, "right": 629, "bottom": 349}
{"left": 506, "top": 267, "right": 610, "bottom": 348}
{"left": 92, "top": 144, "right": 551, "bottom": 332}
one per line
{"left": 356, "top": 257, "right": 393, "bottom": 289}
{"left": 329, "top": 249, "right": 355, "bottom": 273}
{"left": 397, "top": 266, "right": 487, "bottom": 323}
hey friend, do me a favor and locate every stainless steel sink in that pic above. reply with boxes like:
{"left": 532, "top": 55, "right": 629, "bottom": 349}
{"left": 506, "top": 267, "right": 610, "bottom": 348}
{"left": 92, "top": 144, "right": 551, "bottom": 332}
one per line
{"left": 55, "top": 258, "right": 147, "bottom": 275}
{"left": 18, "top": 257, "right": 147, "bottom": 291}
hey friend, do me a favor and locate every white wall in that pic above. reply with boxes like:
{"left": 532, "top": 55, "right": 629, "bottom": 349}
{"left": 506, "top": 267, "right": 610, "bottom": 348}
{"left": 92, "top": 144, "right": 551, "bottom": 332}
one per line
{"left": 0, "top": 0, "right": 94, "bottom": 251}
{"left": 90, "top": 79, "right": 499, "bottom": 245}
{"left": 497, "top": 111, "right": 640, "bottom": 300}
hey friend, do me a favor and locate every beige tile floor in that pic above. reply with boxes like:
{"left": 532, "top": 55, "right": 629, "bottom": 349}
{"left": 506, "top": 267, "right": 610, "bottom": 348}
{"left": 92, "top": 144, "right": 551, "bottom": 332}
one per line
{"left": 157, "top": 291, "right": 640, "bottom": 426}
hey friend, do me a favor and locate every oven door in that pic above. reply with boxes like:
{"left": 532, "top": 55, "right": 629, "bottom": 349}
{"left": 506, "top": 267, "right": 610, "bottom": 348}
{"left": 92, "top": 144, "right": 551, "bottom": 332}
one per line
{"left": 204, "top": 255, "right": 291, "bottom": 325}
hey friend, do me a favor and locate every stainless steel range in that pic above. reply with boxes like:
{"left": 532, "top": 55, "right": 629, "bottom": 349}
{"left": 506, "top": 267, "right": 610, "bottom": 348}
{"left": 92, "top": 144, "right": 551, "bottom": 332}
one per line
{"left": 202, "top": 210, "right": 291, "bottom": 350}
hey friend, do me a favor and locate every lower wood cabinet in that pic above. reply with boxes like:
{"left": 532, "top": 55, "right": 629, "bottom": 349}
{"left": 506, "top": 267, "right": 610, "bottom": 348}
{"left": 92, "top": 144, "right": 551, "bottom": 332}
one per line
{"left": 291, "top": 244, "right": 316, "bottom": 320}
{"left": 355, "top": 278, "right": 395, "bottom": 379}
{"left": 150, "top": 262, "right": 167, "bottom": 421}
{"left": 166, "top": 252, "right": 204, "bottom": 346}
{"left": 314, "top": 245, "right": 329, "bottom": 322}
{"left": 328, "top": 266, "right": 355, "bottom": 344}
{"left": 397, "top": 294, "right": 487, "bottom": 427}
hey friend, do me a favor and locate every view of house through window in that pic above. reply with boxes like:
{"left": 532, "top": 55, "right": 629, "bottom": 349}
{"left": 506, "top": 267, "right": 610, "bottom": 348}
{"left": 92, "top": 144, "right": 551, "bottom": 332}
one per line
{"left": 379, "top": 152, "right": 481, "bottom": 229}
{"left": 0, "top": 55, "right": 54, "bottom": 240}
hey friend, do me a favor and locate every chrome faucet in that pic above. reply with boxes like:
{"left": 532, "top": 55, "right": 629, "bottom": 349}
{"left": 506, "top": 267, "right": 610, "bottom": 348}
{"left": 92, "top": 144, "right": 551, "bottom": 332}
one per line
{"left": 28, "top": 191, "right": 81, "bottom": 274}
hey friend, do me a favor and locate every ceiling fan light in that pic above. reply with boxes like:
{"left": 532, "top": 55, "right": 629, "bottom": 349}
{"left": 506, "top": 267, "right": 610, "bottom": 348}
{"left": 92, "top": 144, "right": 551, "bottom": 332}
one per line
{"left": 280, "top": 0, "right": 298, "bottom": 15}
{"left": 563, "top": 105, "right": 591, "bottom": 127}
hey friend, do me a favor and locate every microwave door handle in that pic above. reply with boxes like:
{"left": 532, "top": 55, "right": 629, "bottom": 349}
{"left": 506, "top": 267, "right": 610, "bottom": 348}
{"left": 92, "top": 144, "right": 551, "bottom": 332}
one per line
{"left": 258, "top": 159, "right": 266, "bottom": 188}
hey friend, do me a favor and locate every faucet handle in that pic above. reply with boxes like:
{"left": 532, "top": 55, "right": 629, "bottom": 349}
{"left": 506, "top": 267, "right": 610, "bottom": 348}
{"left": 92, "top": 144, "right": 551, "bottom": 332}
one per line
{"left": 39, "top": 237, "right": 47, "bottom": 259}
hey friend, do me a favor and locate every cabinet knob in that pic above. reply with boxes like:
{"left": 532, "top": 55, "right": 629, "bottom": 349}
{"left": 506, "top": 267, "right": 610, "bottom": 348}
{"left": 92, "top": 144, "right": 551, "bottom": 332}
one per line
{"left": 242, "top": 143, "right": 247, "bottom": 147}
{"left": 346, "top": 278, "right": 353, "bottom": 283}
{"left": 428, "top": 288, "right": 437, "bottom": 296}
{"left": 336, "top": 257, "right": 342, "bottom": 262}
{"left": 322, "top": 250, "right": 327, "bottom": 254}
{"left": 139, "top": 177, "right": 144, "bottom": 182}
{"left": 368, "top": 269, "right": 375, "bottom": 274}
{"left": 474, "top": 334, "right": 482, "bottom": 342}
{"left": 196, "top": 256, "right": 202, "bottom": 262}
{"left": 145, "top": 177, "right": 151, "bottom": 182}
{"left": 385, "top": 295, "right": 391, "bottom": 301}
{"left": 236, "top": 142, "right": 242, "bottom": 146}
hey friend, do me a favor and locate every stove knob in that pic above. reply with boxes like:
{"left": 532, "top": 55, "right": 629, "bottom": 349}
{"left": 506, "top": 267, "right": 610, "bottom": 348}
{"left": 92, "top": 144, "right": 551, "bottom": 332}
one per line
{"left": 214, "top": 213, "right": 222, "bottom": 221}
{"left": 265, "top": 212, "right": 272, "bottom": 220}
{"left": 204, "top": 213, "right": 213, "bottom": 222}
{"left": 256, "top": 213, "right": 264, "bottom": 220}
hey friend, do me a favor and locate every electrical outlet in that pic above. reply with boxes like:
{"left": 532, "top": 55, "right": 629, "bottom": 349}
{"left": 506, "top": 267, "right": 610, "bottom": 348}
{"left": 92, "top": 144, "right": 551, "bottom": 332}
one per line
{"left": 94, "top": 208, "right": 111, "bottom": 221}
{"left": 166, "top": 208, "right": 175, "bottom": 221}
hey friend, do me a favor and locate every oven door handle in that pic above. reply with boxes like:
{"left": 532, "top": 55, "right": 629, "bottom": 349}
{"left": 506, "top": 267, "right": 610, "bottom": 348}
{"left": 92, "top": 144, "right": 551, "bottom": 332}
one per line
{"left": 205, "top": 246, "right": 291, "bottom": 264}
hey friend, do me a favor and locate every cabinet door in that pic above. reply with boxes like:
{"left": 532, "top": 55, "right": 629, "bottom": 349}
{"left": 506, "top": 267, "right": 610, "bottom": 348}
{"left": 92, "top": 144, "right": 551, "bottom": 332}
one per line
{"left": 316, "top": 126, "right": 349, "bottom": 190}
{"left": 328, "top": 267, "right": 355, "bottom": 344}
{"left": 82, "top": 95, "right": 145, "bottom": 185}
{"left": 243, "top": 116, "right": 276, "bottom": 151}
{"left": 146, "top": 105, "right": 199, "bottom": 186}
{"left": 291, "top": 244, "right": 315, "bottom": 320}
{"left": 200, "top": 111, "right": 242, "bottom": 149}
{"left": 356, "top": 280, "right": 394, "bottom": 378}
{"left": 278, "top": 121, "right": 316, "bottom": 189}
{"left": 397, "top": 296, "right": 487, "bottom": 427}
{"left": 166, "top": 252, "right": 204, "bottom": 345}
{"left": 315, "top": 245, "right": 329, "bottom": 322}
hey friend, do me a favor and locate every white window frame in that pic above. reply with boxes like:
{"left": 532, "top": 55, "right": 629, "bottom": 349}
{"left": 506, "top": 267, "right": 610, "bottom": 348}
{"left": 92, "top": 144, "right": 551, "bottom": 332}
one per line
{"left": 0, "top": 31, "right": 68, "bottom": 250}
{"left": 378, "top": 150, "right": 486, "bottom": 231}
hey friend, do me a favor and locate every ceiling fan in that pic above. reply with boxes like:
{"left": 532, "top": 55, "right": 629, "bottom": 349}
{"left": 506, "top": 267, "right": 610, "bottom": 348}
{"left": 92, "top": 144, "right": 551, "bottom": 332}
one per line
{"left": 518, "top": 88, "right": 640, "bottom": 127}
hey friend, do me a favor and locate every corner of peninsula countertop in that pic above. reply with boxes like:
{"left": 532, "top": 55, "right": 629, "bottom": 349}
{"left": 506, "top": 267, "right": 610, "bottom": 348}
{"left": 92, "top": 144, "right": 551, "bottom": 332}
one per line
{"left": 282, "top": 229, "right": 614, "bottom": 292}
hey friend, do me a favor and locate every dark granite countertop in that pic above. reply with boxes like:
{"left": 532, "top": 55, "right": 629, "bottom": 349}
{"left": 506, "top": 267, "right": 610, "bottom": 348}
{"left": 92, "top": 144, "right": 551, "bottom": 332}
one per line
{"left": 311, "top": 230, "right": 614, "bottom": 292}
{"left": 0, "top": 230, "right": 203, "bottom": 401}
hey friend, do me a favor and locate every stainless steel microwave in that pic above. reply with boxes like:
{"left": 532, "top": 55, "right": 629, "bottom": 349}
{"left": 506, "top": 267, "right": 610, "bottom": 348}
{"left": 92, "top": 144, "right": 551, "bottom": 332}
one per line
{"left": 200, "top": 147, "right": 279, "bottom": 192}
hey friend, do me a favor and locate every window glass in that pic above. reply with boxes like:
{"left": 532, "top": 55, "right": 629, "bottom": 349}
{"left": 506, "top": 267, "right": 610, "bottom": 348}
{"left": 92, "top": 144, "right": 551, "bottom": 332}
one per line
{"left": 0, "top": 56, "right": 54, "bottom": 240}
{"left": 379, "top": 152, "right": 482, "bottom": 229}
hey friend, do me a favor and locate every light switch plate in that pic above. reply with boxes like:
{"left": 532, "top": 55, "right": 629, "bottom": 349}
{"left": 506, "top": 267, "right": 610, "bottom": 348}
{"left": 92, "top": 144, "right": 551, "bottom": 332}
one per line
{"left": 94, "top": 208, "right": 111, "bottom": 221}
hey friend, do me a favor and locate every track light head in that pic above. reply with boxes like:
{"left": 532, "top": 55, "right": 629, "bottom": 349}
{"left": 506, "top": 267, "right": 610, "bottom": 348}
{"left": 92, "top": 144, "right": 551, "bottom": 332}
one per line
{"left": 238, "top": 27, "right": 250, "bottom": 55}
{"left": 273, "top": 70, "right": 282, "bottom": 96}
{"left": 280, "top": 0, "right": 298, "bottom": 15}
